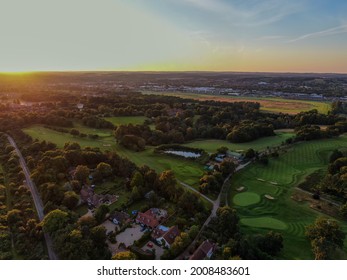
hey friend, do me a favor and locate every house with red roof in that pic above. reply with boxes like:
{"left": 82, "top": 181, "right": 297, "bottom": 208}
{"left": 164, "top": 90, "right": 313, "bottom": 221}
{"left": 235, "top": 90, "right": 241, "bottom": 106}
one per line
{"left": 189, "top": 240, "right": 216, "bottom": 260}
{"left": 157, "top": 226, "right": 180, "bottom": 248}
{"left": 136, "top": 212, "right": 159, "bottom": 229}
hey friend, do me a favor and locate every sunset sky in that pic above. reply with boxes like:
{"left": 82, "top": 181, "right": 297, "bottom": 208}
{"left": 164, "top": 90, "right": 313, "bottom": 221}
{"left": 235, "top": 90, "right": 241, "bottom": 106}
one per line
{"left": 1, "top": 0, "right": 347, "bottom": 73}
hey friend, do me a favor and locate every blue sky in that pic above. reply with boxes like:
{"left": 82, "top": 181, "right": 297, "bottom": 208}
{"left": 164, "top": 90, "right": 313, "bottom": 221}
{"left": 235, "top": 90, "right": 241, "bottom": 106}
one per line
{"left": 0, "top": 0, "right": 346, "bottom": 72}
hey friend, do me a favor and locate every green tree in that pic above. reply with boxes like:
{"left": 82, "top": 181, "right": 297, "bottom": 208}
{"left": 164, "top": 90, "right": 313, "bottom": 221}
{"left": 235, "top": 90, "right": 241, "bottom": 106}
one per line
{"left": 41, "top": 209, "right": 69, "bottom": 234}
{"left": 90, "top": 225, "right": 107, "bottom": 245}
{"left": 258, "top": 231, "right": 283, "bottom": 256}
{"left": 130, "top": 186, "right": 141, "bottom": 201}
{"left": 340, "top": 203, "right": 347, "bottom": 219}
{"left": 199, "top": 174, "right": 219, "bottom": 194}
{"left": 158, "top": 170, "right": 176, "bottom": 188}
{"left": 70, "top": 180, "right": 82, "bottom": 193}
{"left": 94, "top": 204, "right": 110, "bottom": 224}
{"left": 112, "top": 251, "right": 137, "bottom": 260}
{"left": 62, "top": 191, "right": 80, "bottom": 210}
{"left": 217, "top": 146, "right": 228, "bottom": 154}
{"left": 70, "top": 129, "right": 80, "bottom": 137}
{"left": 216, "top": 206, "right": 239, "bottom": 244}
{"left": 245, "top": 148, "right": 256, "bottom": 159}
{"left": 96, "top": 162, "right": 113, "bottom": 178}
{"left": 330, "top": 149, "right": 343, "bottom": 163}
{"left": 130, "top": 171, "right": 144, "bottom": 189}
{"left": 188, "top": 225, "right": 199, "bottom": 239}
{"left": 306, "top": 217, "right": 345, "bottom": 259}
{"left": 220, "top": 160, "right": 236, "bottom": 177}
{"left": 170, "top": 232, "right": 191, "bottom": 256}
{"left": 74, "top": 165, "right": 89, "bottom": 184}
{"left": 6, "top": 209, "right": 22, "bottom": 227}
{"left": 64, "top": 142, "right": 81, "bottom": 151}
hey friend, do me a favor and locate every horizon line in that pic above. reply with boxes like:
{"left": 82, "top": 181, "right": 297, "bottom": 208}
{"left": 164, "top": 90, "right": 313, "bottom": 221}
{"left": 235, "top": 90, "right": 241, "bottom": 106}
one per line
{"left": 1, "top": 70, "right": 347, "bottom": 75}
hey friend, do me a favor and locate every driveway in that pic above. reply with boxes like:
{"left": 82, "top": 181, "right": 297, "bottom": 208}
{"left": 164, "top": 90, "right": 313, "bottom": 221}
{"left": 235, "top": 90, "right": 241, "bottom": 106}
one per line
{"left": 102, "top": 220, "right": 118, "bottom": 234}
{"left": 142, "top": 242, "right": 165, "bottom": 260}
{"left": 116, "top": 224, "right": 144, "bottom": 247}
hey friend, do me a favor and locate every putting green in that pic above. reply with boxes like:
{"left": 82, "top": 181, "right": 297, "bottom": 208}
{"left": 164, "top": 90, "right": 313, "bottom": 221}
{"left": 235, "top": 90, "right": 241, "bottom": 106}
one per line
{"left": 233, "top": 192, "right": 261, "bottom": 206}
{"left": 240, "top": 217, "right": 288, "bottom": 230}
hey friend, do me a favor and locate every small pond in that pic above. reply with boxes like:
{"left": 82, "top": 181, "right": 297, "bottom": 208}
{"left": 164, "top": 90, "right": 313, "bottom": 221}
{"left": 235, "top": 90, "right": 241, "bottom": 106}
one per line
{"left": 164, "top": 150, "right": 201, "bottom": 158}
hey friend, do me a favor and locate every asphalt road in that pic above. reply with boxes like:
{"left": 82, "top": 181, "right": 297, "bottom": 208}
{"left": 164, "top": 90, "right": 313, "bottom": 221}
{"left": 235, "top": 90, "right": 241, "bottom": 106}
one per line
{"left": 177, "top": 161, "right": 251, "bottom": 259}
{"left": 7, "top": 135, "right": 58, "bottom": 260}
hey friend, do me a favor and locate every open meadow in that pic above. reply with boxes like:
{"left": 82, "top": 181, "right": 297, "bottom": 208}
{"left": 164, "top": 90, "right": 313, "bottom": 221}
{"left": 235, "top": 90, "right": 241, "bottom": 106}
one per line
{"left": 22, "top": 124, "right": 204, "bottom": 187}
{"left": 228, "top": 135, "right": 347, "bottom": 259}
{"left": 143, "top": 91, "right": 331, "bottom": 115}
{"left": 183, "top": 132, "right": 294, "bottom": 153}
{"left": 23, "top": 124, "right": 295, "bottom": 188}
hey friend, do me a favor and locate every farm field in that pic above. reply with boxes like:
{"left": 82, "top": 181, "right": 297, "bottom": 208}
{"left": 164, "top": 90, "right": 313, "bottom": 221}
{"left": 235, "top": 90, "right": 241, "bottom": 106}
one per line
{"left": 228, "top": 135, "right": 347, "bottom": 259}
{"left": 143, "top": 91, "right": 331, "bottom": 114}
{"left": 184, "top": 132, "right": 294, "bottom": 153}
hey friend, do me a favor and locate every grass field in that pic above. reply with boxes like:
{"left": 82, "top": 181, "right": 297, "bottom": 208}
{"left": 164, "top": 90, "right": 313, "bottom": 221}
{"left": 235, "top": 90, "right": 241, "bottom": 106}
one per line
{"left": 240, "top": 217, "right": 288, "bottom": 230}
{"left": 23, "top": 125, "right": 297, "bottom": 188}
{"left": 233, "top": 192, "right": 261, "bottom": 206}
{"left": 184, "top": 132, "right": 294, "bottom": 153}
{"left": 143, "top": 91, "right": 331, "bottom": 114}
{"left": 228, "top": 135, "right": 347, "bottom": 259}
{"left": 23, "top": 124, "right": 204, "bottom": 187}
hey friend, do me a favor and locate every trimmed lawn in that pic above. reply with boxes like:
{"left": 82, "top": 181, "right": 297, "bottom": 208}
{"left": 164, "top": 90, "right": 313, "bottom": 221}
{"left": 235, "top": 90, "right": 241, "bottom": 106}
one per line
{"left": 114, "top": 146, "right": 204, "bottom": 188}
{"left": 72, "top": 122, "right": 113, "bottom": 137}
{"left": 104, "top": 116, "right": 149, "bottom": 126}
{"left": 23, "top": 125, "right": 204, "bottom": 187}
{"left": 183, "top": 132, "right": 294, "bottom": 153}
{"left": 94, "top": 178, "right": 125, "bottom": 195}
{"left": 240, "top": 217, "right": 288, "bottom": 230}
{"left": 233, "top": 192, "right": 261, "bottom": 207}
{"left": 23, "top": 125, "right": 116, "bottom": 150}
{"left": 108, "top": 191, "right": 131, "bottom": 212}
{"left": 228, "top": 135, "right": 347, "bottom": 259}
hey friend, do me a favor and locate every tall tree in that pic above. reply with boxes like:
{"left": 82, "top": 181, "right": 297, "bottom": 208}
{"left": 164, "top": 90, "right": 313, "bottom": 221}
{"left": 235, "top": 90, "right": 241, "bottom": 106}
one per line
{"left": 74, "top": 165, "right": 89, "bottom": 184}
{"left": 41, "top": 209, "right": 69, "bottom": 234}
{"left": 306, "top": 217, "right": 345, "bottom": 259}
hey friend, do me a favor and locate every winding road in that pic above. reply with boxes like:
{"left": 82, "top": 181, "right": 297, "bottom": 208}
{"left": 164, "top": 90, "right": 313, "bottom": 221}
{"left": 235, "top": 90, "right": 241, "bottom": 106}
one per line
{"left": 7, "top": 135, "right": 58, "bottom": 260}
{"left": 177, "top": 161, "right": 251, "bottom": 259}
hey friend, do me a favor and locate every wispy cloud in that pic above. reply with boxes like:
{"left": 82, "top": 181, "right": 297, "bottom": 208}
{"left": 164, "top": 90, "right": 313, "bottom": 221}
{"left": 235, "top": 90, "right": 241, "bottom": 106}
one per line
{"left": 257, "top": 35, "right": 287, "bottom": 41}
{"left": 180, "top": 0, "right": 305, "bottom": 27}
{"left": 183, "top": 0, "right": 230, "bottom": 14}
{"left": 288, "top": 24, "right": 347, "bottom": 43}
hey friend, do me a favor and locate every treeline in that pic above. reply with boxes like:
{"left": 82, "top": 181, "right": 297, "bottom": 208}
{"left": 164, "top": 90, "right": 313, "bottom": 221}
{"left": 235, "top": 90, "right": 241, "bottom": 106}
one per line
{"left": 297, "top": 149, "right": 347, "bottom": 220}
{"left": 198, "top": 206, "right": 284, "bottom": 260}
{"left": 0, "top": 134, "right": 46, "bottom": 259}
{"left": 226, "top": 122, "right": 274, "bottom": 143}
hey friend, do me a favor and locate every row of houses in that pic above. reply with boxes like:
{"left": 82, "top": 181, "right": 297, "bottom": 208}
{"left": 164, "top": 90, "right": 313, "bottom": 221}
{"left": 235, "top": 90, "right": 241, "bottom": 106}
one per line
{"left": 135, "top": 208, "right": 180, "bottom": 249}
{"left": 135, "top": 208, "right": 216, "bottom": 259}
